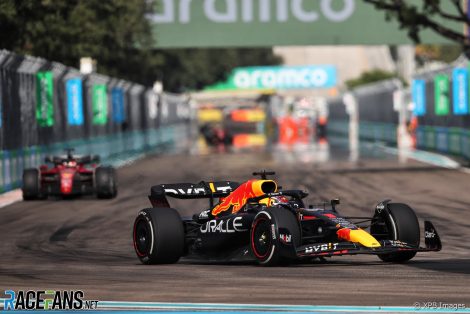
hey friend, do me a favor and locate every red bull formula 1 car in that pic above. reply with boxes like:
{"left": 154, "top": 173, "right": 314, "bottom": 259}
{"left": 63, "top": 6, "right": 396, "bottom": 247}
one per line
{"left": 22, "top": 149, "right": 117, "bottom": 200}
{"left": 133, "top": 171, "right": 441, "bottom": 265}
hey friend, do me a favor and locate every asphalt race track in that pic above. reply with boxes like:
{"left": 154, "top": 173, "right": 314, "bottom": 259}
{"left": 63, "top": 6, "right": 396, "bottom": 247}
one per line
{"left": 1, "top": 143, "right": 470, "bottom": 306}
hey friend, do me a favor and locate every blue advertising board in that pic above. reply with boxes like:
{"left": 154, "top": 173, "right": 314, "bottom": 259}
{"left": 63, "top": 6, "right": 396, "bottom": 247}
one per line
{"left": 112, "top": 88, "right": 125, "bottom": 123}
{"left": 412, "top": 79, "right": 426, "bottom": 116}
{"left": 452, "top": 68, "right": 469, "bottom": 115}
{"left": 66, "top": 78, "right": 84, "bottom": 125}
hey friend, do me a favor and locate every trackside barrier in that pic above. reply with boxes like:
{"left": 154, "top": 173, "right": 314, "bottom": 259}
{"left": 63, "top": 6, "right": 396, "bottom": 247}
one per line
{"left": 435, "top": 127, "right": 449, "bottom": 153}
{"left": 327, "top": 120, "right": 349, "bottom": 136}
{"left": 328, "top": 68, "right": 470, "bottom": 162}
{"left": 0, "top": 151, "right": 3, "bottom": 193}
{"left": 464, "top": 130, "right": 470, "bottom": 159}
{"left": 416, "top": 125, "right": 470, "bottom": 161}
{"left": 409, "top": 55, "right": 470, "bottom": 161}
{"left": 327, "top": 79, "right": 400, "bottom": 145}
{"left": 327, "top": 52, "right": 470, "bottom": 163}
{"left": 0, "top": 124, "right": 188, "bottom": 192}
{"left": 448, "top": 128, "right": 462, "bottom": 155}
{"left": 424, "top": 126, "right": 436, "bottom": 150}
{"left": 358, "top": 121, "right": 397, "bottom": 144}
{"left": 0, "top": 49, "right": 192, "bottom": 194}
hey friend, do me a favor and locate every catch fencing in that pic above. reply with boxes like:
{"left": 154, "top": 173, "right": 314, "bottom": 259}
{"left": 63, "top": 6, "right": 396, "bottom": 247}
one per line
{"left": 327, "top": 56, "right": 470, "bottom": 162}
{"left": 0, "top": 50, "right": 191, "bottom": 193}
{"left": 411, "top": 56, "right": 470, "bottom": 159}
{"left": 327, "top": 79, "right": 401, "bottom": 144}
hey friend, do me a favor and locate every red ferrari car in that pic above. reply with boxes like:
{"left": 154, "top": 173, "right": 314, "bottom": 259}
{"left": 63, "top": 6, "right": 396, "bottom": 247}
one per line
{"left": 22, "top": 149, "right": 117, "bottom": 200}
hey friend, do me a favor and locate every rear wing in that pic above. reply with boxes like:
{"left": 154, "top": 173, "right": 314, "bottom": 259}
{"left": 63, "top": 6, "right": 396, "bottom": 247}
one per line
{"left": 149, "top": 181, "right": 240, "bottom": 208}
{"left": 45, "top": 154, "right": 99, "bottom": 165}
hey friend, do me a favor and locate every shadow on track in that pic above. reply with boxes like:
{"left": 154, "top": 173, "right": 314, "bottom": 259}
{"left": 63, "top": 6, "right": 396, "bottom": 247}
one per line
{"left": 322, "top": 166, "right": 454, "bottom": 175}
{"left": 405, "top": 258, "right": 470, "bottom": 275}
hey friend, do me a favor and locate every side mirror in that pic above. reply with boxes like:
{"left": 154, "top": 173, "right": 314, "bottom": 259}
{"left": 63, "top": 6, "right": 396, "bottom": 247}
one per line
{"left": 92, "top": 155, "right": 100, "bottom": 163}
{"left": 45, "top": 156, "right": 52, "bottom": 163}
{"left": 331, "top": 198, "right": 340, "bottom": 212}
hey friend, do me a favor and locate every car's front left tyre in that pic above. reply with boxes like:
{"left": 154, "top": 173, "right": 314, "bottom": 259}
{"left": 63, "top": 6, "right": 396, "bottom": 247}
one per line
{"left": 22, "top": 169, "right": 41, "bottom": 200}
{"left": 250, "top": 207, "right": 300, "bottom": 266}
{"left": 133, "top": 207, "right": 185, "bottom": 264}
{"left": 371, "top": 203, "right": 420, "bottom": 263}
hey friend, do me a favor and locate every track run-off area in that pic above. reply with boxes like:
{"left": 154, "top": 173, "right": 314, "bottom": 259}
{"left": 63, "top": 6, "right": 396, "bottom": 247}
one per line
{"left": 1, "top": 140, "right": 469, "bottom": 308}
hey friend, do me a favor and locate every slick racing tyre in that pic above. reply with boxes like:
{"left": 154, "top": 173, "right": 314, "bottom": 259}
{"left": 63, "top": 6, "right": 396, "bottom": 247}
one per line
{"left": 250, "top": 207, "right": 300, "bottom": 266}
{"left": 371, "top": 203, "right": 420, "bottom": 263}
{"left": 95, "top": 166, "right": 117, "bottom": 199}
{"left": 22, "top": 169, "right": 41, "bottom": 200}
{"left": 133, "top": 207, "right": 185, "bottom": 264}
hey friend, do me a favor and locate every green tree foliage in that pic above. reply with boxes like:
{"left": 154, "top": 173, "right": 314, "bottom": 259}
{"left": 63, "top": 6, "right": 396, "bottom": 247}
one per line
{"left": 0, "top": 0, "right": 155, "bottom": 81}
{"left": 415, "top": 45, "right": 462, "bottom": 64}
{"left": 363, "top": 0, "right": 470, "bottom": 49}
{"left": 158, "top": 48, "right": 282, "bottom": 92}
{"left": 345, "top": 69, "right": 399, "bottom": 89}
{"left": 0, "top": 1, "right": 281, "bottom": 92}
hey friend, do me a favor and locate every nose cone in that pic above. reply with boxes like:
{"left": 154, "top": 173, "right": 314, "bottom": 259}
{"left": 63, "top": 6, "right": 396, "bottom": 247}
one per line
{"left": 337, "top": 228, "right": 381, "bottom": 248}
{"left": 60, "top": 171, "right": 74, "bottom": 194}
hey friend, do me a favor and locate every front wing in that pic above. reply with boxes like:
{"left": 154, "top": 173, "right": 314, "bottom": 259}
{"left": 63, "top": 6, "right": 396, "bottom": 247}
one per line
{"left": 296, "top": 221, "right": 441, "bottom": 258}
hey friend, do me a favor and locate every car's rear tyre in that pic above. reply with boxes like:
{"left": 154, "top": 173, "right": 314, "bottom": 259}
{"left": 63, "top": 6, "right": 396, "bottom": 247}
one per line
{"left": 250, "top": 207, "right": 300, "bottom": 266}
{"left": 22, "top": 169, "right": 41, "bottom": 200}
{"left": 372, "top": 203, "right": 420, "bottom": 263}
{"left": 95, "top": 166, "right": 117, "bottom": 199}
{"left": 133, "top": 207, "right": 185, "bottom": 264}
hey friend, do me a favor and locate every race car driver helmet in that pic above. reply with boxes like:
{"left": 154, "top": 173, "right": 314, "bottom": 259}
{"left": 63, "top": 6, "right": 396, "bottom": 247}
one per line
{"left": 270, "top": 195, "right": 289, "bottom": 206}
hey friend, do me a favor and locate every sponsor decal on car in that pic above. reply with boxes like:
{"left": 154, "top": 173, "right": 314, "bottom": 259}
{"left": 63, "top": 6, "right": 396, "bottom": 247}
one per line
{"left": 164, "top": 187, "right": 206, "bottom": 195}
{"left": 376, "top": 203, "right": 385, "bottom": 212}
{"left": 329, "top": 216, "right": 357, "bottom": 229}
{"left": 299, "top": 213, "right": 317, "bottom": 221}
{"left": 279, "top": 233, "right": 292, "bottom": 243}
{"left": 200, "top": 217, "right": 247, "bottom": 233}
{"left": 304, "top": 243, "right": 339, "bottom": 254}
{"left": 213, "top": 185, "right": 233, "bottom": 193}
{"left": 387, "top": 240, "right": 408, "bottom": 248}
{"left": 164, "top": 184, "right": 233, "bottom": 196}
{"left": 198, "top": 210, "right": 210, "bottom": 219}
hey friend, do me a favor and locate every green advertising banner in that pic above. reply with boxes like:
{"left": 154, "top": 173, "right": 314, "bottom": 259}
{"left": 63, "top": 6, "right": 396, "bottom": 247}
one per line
{"left": 148, "top": 0, "right": 460, "bottom": 48}
{"left": 435, "top": 75, "right": 450, "bottom": 116}
{"left": 36, "top": 71, "right": 54, "bottom": 127}
{"left": 92, "top": 84, "right": 108, "bottom": 125}
{"left": 206, "top": 65, "right": 336, "bottom": 91}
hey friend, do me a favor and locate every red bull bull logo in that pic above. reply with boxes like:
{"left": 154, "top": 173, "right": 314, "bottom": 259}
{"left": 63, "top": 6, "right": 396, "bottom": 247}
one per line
{"left": 337, "top": 228, "right": 351, "bottom": 241}
{"left": 211, "top": 180, "right": 277, "bottom": 216}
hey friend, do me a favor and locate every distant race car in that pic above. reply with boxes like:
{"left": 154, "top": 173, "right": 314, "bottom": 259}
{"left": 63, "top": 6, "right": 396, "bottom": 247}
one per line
{"left": 133, "top": 171, "right": 441, "bottom": 265}
{"left": 22, "top": 149, "right": 117, "bottom": 200}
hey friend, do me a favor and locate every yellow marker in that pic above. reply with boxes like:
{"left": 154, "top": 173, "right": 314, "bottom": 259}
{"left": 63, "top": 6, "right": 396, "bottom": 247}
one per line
{"left": 209, "top": 182, "right": 216, "bottom": 193}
